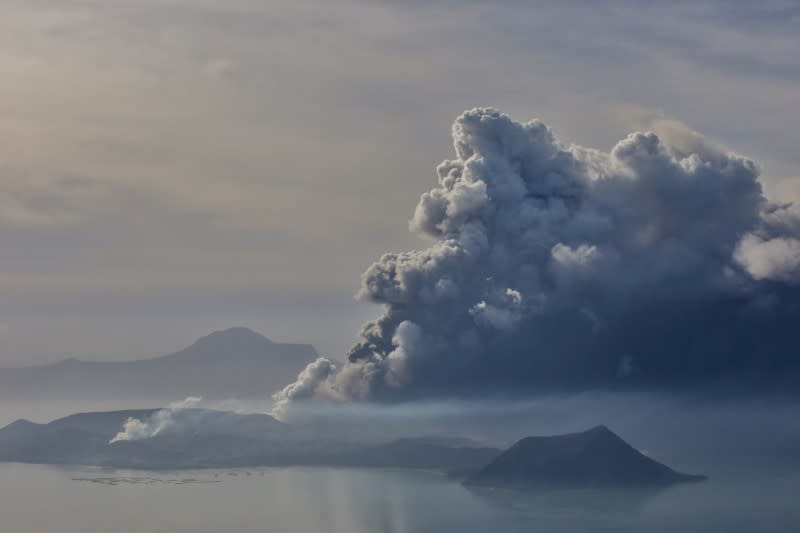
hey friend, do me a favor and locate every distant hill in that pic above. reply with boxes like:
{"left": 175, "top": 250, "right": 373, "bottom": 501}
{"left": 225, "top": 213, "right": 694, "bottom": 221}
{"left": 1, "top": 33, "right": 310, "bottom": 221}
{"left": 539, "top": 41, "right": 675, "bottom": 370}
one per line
{"left": 0, "top": 328, "right": 317, "bottom": 401}
{"left": 0, "top": 409, "right": 500, "bottom": 471}
{"left": 465, "top": 425, "right": 705, "bottom": 489}
{"left": 0, "top": 408, "right": 288, "bottom": 467}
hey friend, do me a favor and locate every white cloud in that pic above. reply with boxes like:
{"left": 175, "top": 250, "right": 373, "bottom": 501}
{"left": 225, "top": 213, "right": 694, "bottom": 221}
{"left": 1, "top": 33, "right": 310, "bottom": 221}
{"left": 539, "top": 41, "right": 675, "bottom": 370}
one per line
{"left": 735, "top": 233, "right": 800, "bottom": 282}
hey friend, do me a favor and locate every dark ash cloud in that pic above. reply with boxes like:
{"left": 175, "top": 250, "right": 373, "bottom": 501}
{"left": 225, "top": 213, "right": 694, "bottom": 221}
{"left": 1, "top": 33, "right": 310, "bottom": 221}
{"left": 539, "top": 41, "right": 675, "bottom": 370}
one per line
{"left": 275, "top": 108, "right": 800, "bottom": 413}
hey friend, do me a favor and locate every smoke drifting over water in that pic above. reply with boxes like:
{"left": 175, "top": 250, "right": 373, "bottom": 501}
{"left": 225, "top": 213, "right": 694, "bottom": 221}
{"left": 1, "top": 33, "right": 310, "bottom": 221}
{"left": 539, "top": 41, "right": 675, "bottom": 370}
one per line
{"left": 274, "top": 108, "right": 800, "bottom": 416}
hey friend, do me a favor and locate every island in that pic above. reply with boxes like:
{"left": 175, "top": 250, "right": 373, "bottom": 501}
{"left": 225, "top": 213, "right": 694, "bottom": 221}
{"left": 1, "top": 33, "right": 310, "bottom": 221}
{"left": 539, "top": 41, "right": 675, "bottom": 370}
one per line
{"left": 465, "top": 425, "right": 706, "bottom": 489}
{"left": 0, "top": 411, "right": 706, "bottom": 490}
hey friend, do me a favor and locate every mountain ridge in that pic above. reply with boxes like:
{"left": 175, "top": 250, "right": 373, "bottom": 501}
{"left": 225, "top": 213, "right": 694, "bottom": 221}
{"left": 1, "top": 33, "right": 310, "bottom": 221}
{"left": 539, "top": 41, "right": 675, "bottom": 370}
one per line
{"left": 0, "top": 328, "right": 317, "bottom": 400}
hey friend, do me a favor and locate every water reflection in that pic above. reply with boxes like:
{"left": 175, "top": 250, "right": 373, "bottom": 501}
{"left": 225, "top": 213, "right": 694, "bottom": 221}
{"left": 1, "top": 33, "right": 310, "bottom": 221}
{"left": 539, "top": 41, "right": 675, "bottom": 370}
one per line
{"left": 0, "top": 463, "right": 795, "bottom": 533}
{"left": 465, "top": 484, "right": 664, "bottom": 515}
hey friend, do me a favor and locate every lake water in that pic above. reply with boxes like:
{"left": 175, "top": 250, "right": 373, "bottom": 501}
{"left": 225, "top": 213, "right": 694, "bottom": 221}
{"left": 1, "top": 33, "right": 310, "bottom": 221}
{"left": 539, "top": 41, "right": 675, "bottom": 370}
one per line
{"left": 0, "top": 463, "right": 797, "bottom": 532}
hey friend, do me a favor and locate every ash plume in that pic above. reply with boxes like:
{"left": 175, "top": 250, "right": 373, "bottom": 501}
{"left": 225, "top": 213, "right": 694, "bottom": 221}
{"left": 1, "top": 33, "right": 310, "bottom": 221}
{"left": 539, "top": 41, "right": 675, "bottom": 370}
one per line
{"left": 274, "top": 108, "right": 800, "bottom": 416}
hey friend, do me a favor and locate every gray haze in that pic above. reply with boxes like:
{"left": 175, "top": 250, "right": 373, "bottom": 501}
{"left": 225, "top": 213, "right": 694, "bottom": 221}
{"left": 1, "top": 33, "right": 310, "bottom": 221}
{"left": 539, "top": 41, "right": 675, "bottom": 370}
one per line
{"left": 2, "top": 0, "right": 800, "bottom": 364}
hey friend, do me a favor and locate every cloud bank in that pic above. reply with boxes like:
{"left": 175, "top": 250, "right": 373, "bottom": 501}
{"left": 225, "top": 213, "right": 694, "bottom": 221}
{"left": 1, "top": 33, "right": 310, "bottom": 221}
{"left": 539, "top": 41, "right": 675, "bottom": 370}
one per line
{"left": 271, "top": 108, "right": 800, "bottom": 411}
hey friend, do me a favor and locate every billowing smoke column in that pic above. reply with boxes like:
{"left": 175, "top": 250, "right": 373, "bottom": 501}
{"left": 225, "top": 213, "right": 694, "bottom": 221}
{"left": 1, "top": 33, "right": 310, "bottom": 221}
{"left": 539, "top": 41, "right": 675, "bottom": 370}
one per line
{"left": 273, "top": 108, "right": 800, "bottom": 415}
{"left": 272, "top": 358, "right": 337, "bottom": 419}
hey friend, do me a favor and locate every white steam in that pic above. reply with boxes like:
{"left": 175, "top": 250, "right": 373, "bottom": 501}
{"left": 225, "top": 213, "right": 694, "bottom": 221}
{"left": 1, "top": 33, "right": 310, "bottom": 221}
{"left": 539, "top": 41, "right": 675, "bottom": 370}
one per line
{"left": 110, "top": 396, "right": 203, "bottom": 443}
{"left": 271, "top": 358, "right": 337, "bottom": 420}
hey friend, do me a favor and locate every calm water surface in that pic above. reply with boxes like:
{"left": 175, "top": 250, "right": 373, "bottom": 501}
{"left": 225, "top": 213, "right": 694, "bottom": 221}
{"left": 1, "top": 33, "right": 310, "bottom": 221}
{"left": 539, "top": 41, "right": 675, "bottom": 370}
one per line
{"left": 0, "top": 463, "right": 797, "bottom": 532}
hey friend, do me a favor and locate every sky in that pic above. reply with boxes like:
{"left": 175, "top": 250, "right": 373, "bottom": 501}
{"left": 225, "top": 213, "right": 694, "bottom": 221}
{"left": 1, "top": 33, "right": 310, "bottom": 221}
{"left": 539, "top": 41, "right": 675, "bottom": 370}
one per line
{"left": 1, "top": 0, "right": 800, "bottom": 366}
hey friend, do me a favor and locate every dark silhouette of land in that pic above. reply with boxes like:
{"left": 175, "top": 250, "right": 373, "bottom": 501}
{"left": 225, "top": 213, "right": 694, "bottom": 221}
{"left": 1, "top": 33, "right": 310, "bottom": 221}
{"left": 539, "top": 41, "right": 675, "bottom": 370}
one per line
{"left": 465, "top": 425, "right": 705, "bottom": 489}
{"left": 0, "top": 409, "right": 500, "bottom": 471}
{"left": 0, "top": 409, "right": 707, "bottom": 491}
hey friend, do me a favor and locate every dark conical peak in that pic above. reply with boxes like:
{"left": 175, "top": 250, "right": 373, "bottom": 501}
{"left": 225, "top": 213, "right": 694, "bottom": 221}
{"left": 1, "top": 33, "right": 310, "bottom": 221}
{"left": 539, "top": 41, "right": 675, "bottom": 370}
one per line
{"left": 585, "top": 425, "right": 617, "bottom": 438}
{"left": 579, "top": 425, "right": 631, "bottom": 448}
{"left": 467, "top": 425, "right": 706, "bottom": 489}
{"left": 515, "top": 425, "right": 617, "bottom": 447}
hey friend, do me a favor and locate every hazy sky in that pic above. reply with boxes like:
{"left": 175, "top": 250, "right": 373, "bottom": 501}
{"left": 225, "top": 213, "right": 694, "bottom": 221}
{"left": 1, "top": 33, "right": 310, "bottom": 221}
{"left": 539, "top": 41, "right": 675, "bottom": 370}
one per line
{"left": 1, "top": 0, "right": 799, "bottom": 364}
